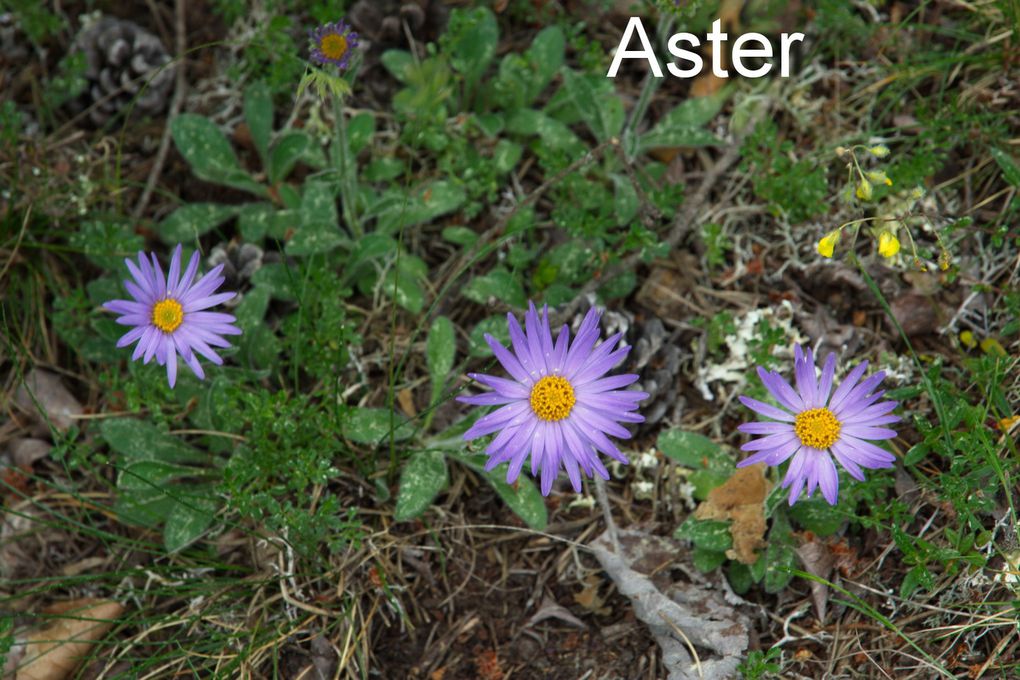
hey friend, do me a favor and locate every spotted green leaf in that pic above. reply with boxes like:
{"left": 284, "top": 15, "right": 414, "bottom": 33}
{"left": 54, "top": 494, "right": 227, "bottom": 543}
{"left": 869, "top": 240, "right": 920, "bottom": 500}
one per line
{"left": 170, "top": 114, "right": 264, "bottom": 195}
{"left": 394, "top": 450, "right": 448, "bottom": 521}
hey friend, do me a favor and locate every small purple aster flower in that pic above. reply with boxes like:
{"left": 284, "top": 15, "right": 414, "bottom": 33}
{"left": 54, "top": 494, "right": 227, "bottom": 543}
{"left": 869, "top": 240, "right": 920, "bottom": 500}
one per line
{"left": 103, "top": 244, "right": 241, "bottom": 388}
{"left": 738, "top": 345, "right": 899, "bottom": 506}
{"left": 308, "top": 20, "right": 359, "bottom": 69}
{"left": 457, "top": 303, "right": 649, "bottom": 496}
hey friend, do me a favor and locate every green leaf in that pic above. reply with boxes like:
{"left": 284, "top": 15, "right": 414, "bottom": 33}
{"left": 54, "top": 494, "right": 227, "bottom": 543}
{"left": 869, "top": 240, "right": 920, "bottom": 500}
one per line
{"left": 658, "top": 429, "right": 721, "bottom": 468}
{"left": 164, "top": 493, "right": 218, "bottom": 552}
{"left": 442, "top": 226, "right": 478, "bottom": 247}
{"left": 674, "top": 516, "right": 732, "bottom": 551}
{"left": 427, "top": 316, "right": 456, "bottom": 405}
{"left": 170, "top": 114, "right": 264, "bottom": 195}
{"left": 380, "top": 49, "right": 414, "bottom": 83}
{"left": 493, "top": 139, "right": 522, "bottom": 174}
{"left": 789, "top": 497, "right": 845, "bottom": 536}
{"left": 101, "top": 418, "right": 207, "bottom": 465}
{"left": 343, "top": 408, "right": 414, "bottom": 445}
{"left": 158, "top": 203, "right": 240, "bottom": 243}
{"left": 990, "top": 147, "right": 1020, "bottom": 186}
{"left": 506, "top": 109, "right": 582, "bottom": 150}
{"left": 763, "top": 512, "right": 796, "bottom": 593}
{"left": 484, "top": 469, "right": 547, "bottom": 530}
{"left": 348, "top": 113, "right": 376, "bottom": 155}
{"left": 447, "top": 7, "right": 498, "bottom": 85}
{"left": 238, "top": 203, "right": 296, "bottom": 242}
{"left": 558, "top": 68, "right": 624, "bottom": 142}
{"left": 286, "top": 182, "right": 346, "bottom": 256}
{"left": 394, "top": 450, "right": 448, "bottom": 521}
{"left": 244, "top": 80, "right": 273, "bottom": 167}
{"left": 611, "top": 174, "right": 638, "bottom": 225}
{"left": 269, "top": 130, "right": 326, "bottom": 185}
{"left": 469, "top": 315, "right": 512, "bottom": 357}
{"left": 383, "top": 254, "right": 428, "bottom": 314}
{"left": 692, "top": 547, "right": 728, "bottom": 572}
{"left": 726, "top": 562, "right": 753, "bottom": 594}
{"left": 524, "top": 26, "right": 564, "bottom": 101}
{"left": 638, "top": 91, "right": 728, "bottom": 152}
{"left": 464, "top": 266, "right": 527, "bottom": 308}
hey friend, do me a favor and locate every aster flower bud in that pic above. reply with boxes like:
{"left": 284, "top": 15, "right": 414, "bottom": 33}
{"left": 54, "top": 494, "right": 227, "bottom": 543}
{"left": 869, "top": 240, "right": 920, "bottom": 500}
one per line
{"left": 869, "top": 145, "right": 890, "bottom": 158}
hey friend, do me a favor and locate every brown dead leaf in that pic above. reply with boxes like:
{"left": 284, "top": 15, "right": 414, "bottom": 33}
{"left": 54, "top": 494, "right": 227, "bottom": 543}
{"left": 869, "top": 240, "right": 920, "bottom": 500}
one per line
{"left": 887, "top": 292, "right": 939, "bottom": 336}
{"left": 397, "top": 388, "right": 417, "bottom": 418}
{"left": 796, "top": 539, "right": 833, "bottom": 622}
{"left": 635, "top": 255, "right": 703, "bottom": 319}
{"left": 9, "top": 439, "right": 51, "bottom": 467}
{"left": 528, "top": 595, "right": 587, "bottom": 629}
{"left": 572, "top": 575, "right": 611, "bottom": 617}
{"left": 14, "top": 369, "right": 82, "bottom": 435}
{"left": 11, "top": 599, "right": 124, "bottom": 680}
{"left": 694, "top": 464, "right": 769, "bottom": 564}
{"left": 690, "top": 0, "right": 742, "bottom": 98}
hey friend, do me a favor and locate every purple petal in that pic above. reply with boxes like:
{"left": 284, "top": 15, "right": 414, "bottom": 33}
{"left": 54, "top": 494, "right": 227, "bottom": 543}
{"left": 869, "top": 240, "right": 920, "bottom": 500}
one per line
{"left": 166, "top": 245, "right": 182, "bottom": 296}
{"left": 826, "top": 360, "right": 869, "bottom": 410}
{"left": 116, "top": 325, "right": 147, "bottom": 348}
{"left": 174, "top": 250, "right": 201, "bottom": 297}
{"left": 524, "top": 302, "right": 549, "bottom": 376}
{"left": 467, "top": 373, "right": 530, "bottom": 399}
{"left": 737, "top": 440, "right": 799, "bottom": 467}
{"left": 150, "top": 253, "right": 167, "bottom": 299}
{"left": 739, "top": 396, "right": 795, "bottom": 422}
{"left": 738, "top": 421, "right": 794, "bottom": 436}
{"left": 165, "top": 343, "right": 178, "bottom": 388}
{"left": 457, "top": 392, "right": 521, "bottom": 406}
{"left": 817, "top": 353, "right": 837, "bottom": 405}
{"left": 568, "top": 332, "right": 622, "bottom": 383}
{"left": 741, "top": 431, "right": 799, "bottom": 452}
{"left": 566, "top": 415, "right": 627, "bottom": 464}
{"left": 105, "top": 299, "right": 147, "bottom": 315}
{"left": 463, "top": 401, "right": 532, "bottom": 440}
{"left": 794, "top": 345, "right": 818, "bottom": 407}
{"left": 832, "top": 437, "right": 895, "bottom": 468}
{"left": 841, "top": 425, "right": 897, "bottom": 440}
{"left": 578, "top": 374, "right": 640, "bottom": 393}
{"left": 832, "top": 372, "right": 886, "bottom": 415}
{"left": 816, "top": 453, "right": 839, "bottom": 505}
{"left": 831, "top": 446, "right": 866, "bottom": 481}
{"left": 507, "top": 312, "right": 540, "bottom": 380}
{"left": 183, "top": 292, "right": 236, "bottom": 312}
{"left": 563, "top": 307, "right": 601, "bottom": 376}
{"left": 571, "top": 404, "right": 631, "bottom": 440}
{"left": 758, "top": 367, "right": 805, "bottom": 413}
{"left": 486, "top": 333, "right": 531, "bottom": 384}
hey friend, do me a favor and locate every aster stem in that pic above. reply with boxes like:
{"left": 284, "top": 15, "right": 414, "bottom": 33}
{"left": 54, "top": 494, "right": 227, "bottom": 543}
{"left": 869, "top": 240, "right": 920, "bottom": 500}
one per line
{"left": 594, "top": 475, "right": 621, "bottom": 554}
{"left": 332, "top": 93, "right": 361, "bottom": 238}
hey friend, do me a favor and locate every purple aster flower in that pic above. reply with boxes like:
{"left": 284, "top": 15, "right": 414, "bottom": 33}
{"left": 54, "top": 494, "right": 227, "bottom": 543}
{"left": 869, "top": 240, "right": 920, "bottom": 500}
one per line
{"left": 457, "top": 303, "right": 649, "bottom": 496}
{"left": 738, "top": 345, "right": 899, "bottom": 506}
{"left": 103, "top": 244, "right": 241, "bottom": 388}
{"left": 308, "top": 20, "right": 359, "bottom": 69}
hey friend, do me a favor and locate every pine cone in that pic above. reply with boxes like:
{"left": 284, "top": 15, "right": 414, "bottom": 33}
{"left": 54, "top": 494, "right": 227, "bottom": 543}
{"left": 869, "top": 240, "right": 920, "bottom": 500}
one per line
{"left": 70, "top": 16, "right": 175, "bottom": 126}
{"left": 348, "top": 0, "right": 448, "bottom": 100}
{"left": 0, "top": 12, "right": 28, "bottom": 63}
{"left": 629, "top": 316, "right": 684, "bottom": 429}
{"left": 207, "top": 241, "right": 265, "bottom": 308}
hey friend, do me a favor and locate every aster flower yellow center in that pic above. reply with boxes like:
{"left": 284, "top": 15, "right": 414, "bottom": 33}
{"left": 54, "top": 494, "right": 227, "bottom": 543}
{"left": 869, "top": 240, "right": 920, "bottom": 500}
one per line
{"left": 152, "top": 298, "right": 184, "bottom": 333}
{"left": 320, "top": 33, "right": 348, "bottom": 60}
{"left": 529, "top": 375, "right": 575, "bottom": 422}
{"left": 794, "top": 407, "right": 842, "bottom": 449}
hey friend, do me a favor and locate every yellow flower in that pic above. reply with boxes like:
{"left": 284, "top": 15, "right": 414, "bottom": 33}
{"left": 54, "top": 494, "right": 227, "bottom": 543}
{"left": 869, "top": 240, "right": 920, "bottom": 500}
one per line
{"left": 878, "top": 231, "right": 900, "bottom": 258}
{"left": 856, "top": 179, "right": 873, "bottom": 200}
{"left": 817, "top": 230, "right": 840, "bottom": 258}
{"left": 959, "top": 330, "right": 976, "bottom": 349}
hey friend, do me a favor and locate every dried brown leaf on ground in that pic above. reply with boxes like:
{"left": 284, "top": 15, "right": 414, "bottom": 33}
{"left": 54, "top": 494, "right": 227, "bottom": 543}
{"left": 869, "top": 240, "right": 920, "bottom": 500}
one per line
{"left": 5, "top": 598, "right": 124, "bottom": 680}
{"left": 590, "top": 529, "right": 749, "bottom": 680}
{"left": 796, "top": 538, "right": 834, "bottom": 622}
{"left": 526, "top": 595, "right": 587, "bottom": 630}
{"left": 13, "top": 369, "right": 82, "bottom": 435}
{"left": 694, "top": 464, "right": 770, "bottom": 564}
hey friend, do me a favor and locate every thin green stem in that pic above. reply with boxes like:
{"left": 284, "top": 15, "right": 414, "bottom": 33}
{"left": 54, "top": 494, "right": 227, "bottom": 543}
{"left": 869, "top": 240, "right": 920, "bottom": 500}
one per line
{"left": 332, "top": 94, "right": 361, "bottom": 238}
